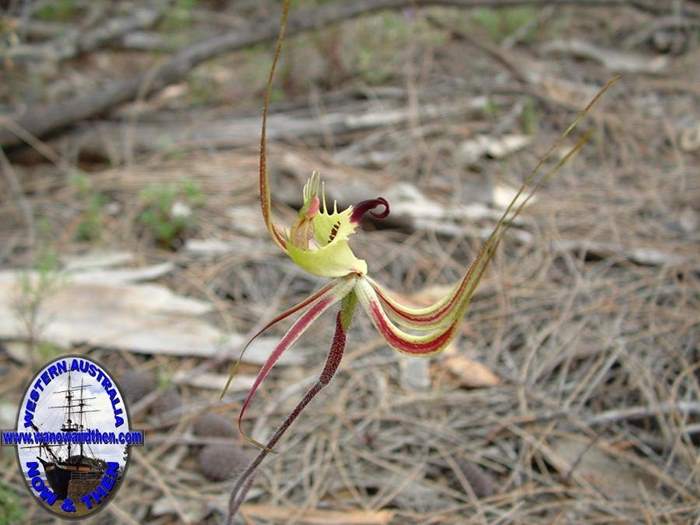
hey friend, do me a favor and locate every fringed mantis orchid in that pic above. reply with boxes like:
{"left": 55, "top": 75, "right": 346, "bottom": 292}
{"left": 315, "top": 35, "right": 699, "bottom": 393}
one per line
{"left": 223, "top": 1, "right": 617, "bottom": 520}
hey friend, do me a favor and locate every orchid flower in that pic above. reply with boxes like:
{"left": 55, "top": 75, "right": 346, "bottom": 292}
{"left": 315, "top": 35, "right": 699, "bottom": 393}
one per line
{"left": 223, "top": 1, "right": 617, "bottom": 520}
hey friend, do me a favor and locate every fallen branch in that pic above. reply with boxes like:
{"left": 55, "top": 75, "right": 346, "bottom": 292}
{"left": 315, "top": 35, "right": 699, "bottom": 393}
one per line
{"left": 550, "top": 238, "right": 691, "bottom": 268}
{"left": 4, "top": 2, "right": 170, "bottom": 64}
{"left": 56, "top": 97, "right": 491, "bottom": 161}
{"left": 541, "top": 38, "right": 669, "bottom": 74}
{"left": 0, "top": 0, "right": 680, "bottom": 148}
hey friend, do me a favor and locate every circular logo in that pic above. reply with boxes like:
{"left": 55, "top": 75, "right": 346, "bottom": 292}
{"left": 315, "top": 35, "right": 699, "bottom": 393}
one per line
{"left": 6, "top": 355, "right": 143, "bottom": 519}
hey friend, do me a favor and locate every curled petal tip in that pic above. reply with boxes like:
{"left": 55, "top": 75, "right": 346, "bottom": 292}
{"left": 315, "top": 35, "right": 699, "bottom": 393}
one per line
{"left": 351, "top": 197, "right": 390, "bottom": 223}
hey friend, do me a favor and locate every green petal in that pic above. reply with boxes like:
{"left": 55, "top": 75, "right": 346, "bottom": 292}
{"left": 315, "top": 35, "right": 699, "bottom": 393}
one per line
{"left": 287, "top": 238, "right": 367, "bottom": 277}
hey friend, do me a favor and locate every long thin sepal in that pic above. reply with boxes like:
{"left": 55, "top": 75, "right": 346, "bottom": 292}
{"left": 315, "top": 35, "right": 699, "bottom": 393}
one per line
{"left": 259, "top": 0, "right": 290, "bottom": 251}
{"left": 355, "top": 277, "right": 458, "bottom": 356}
{"left": 366, "top": 78, "right": 619, "bottom": 330}
{"left": 226, "top": 294, "right": 357, "bottom": 523}
{"left": 369, "top": 134, "right": 592, "bottom": 330}
{"left": 236, "top": 277, "right": 355, "bottom": 450}
{"left": 221, "top": 279, "right": 340, "bottom": 399}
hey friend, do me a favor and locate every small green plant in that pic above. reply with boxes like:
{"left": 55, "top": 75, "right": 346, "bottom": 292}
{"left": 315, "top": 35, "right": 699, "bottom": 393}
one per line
{"left": 157, "top": 369, "right": 173, "bottom": 390}
{"left": 37, "top": 341, "right": 64, "bottom": 362}
{"left": 35, "top": 0, "right": 78, "bottom": 21}
{"left": 471, "top": 7, "right": 537, "bottom": 43}
{"left": 188, "top": 73, "right": 218, "bottom": 106}
{"left": 0, "top": 480, "right": 24, "bottom": 525}
{"left": 138, "top": 180, "right": 204, "bottom": 248}
{"left": 356, "top": 46, "right": 394, "bottom": 85}
{"left": 484, "top": 96, "right": 501, "bottom": 120}
{"left": 70, "top": 174, "right": 106, "bottom": 243}
{"left": 19, "top": 246, "right": 61, "bottom": 306}
{"left": 520, "top": 96, "right": 539, "bottom": 135}
{"left": 15, "top": 244, "right": 62, "bottom": 367}
{"left": 161, "top": 0, "right": 197, "bottom": 33}
{"left": 352, "top": 12, "right": 413, "bottom": 85}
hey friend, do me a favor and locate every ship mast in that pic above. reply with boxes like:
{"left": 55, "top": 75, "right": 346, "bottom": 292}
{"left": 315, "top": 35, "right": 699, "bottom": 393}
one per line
{"left": 50, "top": 371, "right": 97, "bottom": 461}
{"left": 78, "top": 378, "right": 85, "bottom": 458}
{"left": 65, "top": 371, "right": 73, "bottom": 458}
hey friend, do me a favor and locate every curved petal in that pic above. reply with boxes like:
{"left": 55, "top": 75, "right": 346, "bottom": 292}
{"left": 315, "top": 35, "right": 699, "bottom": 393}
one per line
{"left": 366, "top": 275, "right": 461, "bottom": 329}
{"left": 354, "top": 277, "right": 459, "bottom": 356}
{"left": 366, "top": 129, "right": 596, "bottom": 331}
{"left": 365, "top": 227, "right": 496, "bottom": 331}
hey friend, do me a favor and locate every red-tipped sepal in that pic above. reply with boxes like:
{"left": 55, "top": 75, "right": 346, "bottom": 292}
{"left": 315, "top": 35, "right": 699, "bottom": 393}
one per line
{"left": 355, "top": 277, "right": 458, "bottom": 356}
{"left": 236, "top": 276, "right": 355, "bottom": 449}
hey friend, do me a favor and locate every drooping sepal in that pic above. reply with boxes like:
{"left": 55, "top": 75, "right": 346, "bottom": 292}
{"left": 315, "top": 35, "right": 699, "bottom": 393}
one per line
{"left": 354, "top": 277, "right": 459, "bottom": 356}
{"left": 235, "top": 275, "right": 356, "bottom": 450}
{"left": 221, "top": 279, "right": 341, "bottom": 399}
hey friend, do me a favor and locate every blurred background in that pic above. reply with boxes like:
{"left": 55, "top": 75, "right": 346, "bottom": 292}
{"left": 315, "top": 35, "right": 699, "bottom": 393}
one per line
{"left": 1, "top": 0, "right": 699, "bottom": 523}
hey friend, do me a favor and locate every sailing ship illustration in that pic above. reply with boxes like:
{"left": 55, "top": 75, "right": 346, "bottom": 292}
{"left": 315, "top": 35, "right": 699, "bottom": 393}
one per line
{"left": 24, "top": 371, "right": 110, "bottom": 500}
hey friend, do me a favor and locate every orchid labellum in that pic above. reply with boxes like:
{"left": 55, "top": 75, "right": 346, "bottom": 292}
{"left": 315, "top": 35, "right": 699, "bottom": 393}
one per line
{"left": 224, "top": 1, "right": 617, "bottom": 521}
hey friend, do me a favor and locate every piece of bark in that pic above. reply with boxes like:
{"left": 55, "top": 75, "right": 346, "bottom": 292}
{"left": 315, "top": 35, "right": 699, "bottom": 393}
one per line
{"left": 0, "top": 268, "right": 304, "bottom": 363}
{"left": 546, "top": 434, "right": 662, "bottom": 500}
{"left": 457, "top": 134, "right": 532, "bottom": 166}
{"left": 441, "top": 355, "right": 501, "bottom": 388}
{"left": 62, "top": 250, "right": 135, "bottom": 271}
